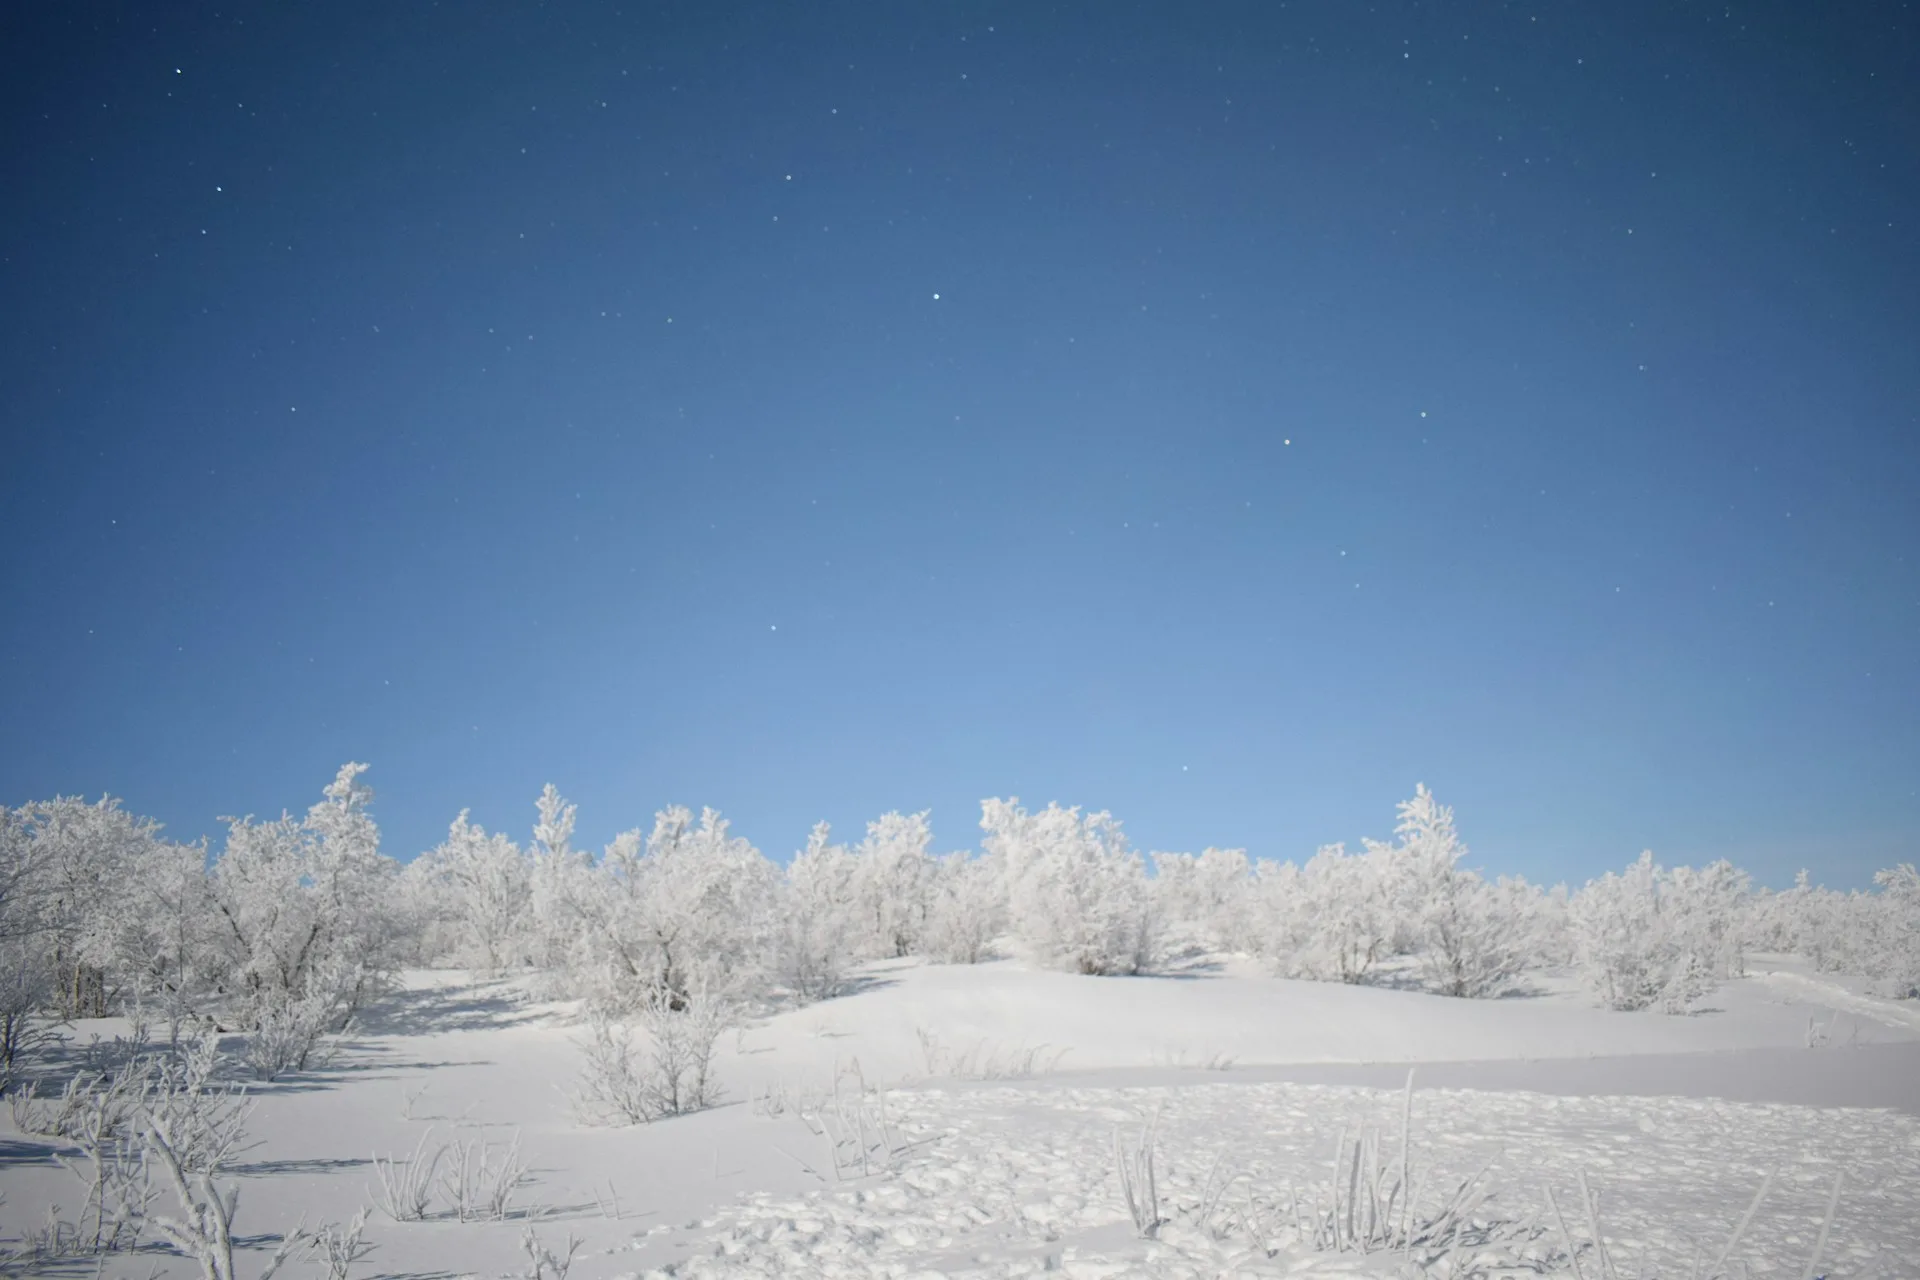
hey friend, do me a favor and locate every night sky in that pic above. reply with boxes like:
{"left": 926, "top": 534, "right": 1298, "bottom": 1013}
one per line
{"left": 4, "top": 2, "right": 1916, "bottom": 888}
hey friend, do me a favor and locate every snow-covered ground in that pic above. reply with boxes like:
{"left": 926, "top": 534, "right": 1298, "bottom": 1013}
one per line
{"left": 3, "top": 956, "right": 1917, "bottom": 1278}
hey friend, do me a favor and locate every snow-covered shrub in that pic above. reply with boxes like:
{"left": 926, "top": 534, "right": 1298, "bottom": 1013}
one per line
{"left": 240, "top": 960, "right": 354, "bottom": 1080}
{"left": 144, "top": 1104, "right": 310, "bottom": 1280}
{"left": 1244, "top": 788, "right": 1551, "bottom": 994}
{"left": 206, "top": 764, "right": 406, "bottom": 1075}
{"left": 569, "top": 987, "right": 728, "bottom": 1125}
{"left": 1739, "top": 864, "right": 1916, "bottom": 998}
{"left": 1570, "top": 851, "right": 1719, "bottom": 1013}
{"left": 1743, "top": 873, "right": 1811, "bottom": 954}
{"left": 525, "top": 784, "right": 591, "bottom": 977}
{"left": 1252, "top": 789, "right": 1438, "bottom": 985}
{"left": 439, "top": 1130, "right": 529, "bottom": 1222}
{"left": 919, "top": 851, "right": 1001, "bottom": 964}
{"left": 370, "top": 1129, "right": 444, "bottom": 1222}
{"left": 0, "top": 806, "right": 54, "bottom": 1090}
{"left": 2, "top": 795, "right": 170, "bottom": 1019}
{"left": 563, "top": 806, "right": 777, "bottom": 1014}
{"left": 1152, "top": 847, "right": 1260, "bottom": 954}
{"left": 304, "top": 1208, "right": 374, "bottom": 1280}
{"left": 0, "top": 807, "right": 63, "bottom": 1087}
{"left": 1286, "top": 843, "right": 1397, "bottom": 984}
{"left": 521, "top": 1226, "right": 583, "bottom": 1280}
{"left": 773, "top": 823, "right": 860, "bottom": 1004}
{"left": 1417, "top": 868, "right": 1529, "bottom": 998}
{"left": 1867, "top": 863, "right": 1920, "bottom": 998}
{"left": 982, "top": 798, "right": 1162, "bottom": 975}
{"left": 1661, "top": 858, "right": 1751, "bottom": 980}
{"left": 8, "top": 1034, "right": 259, "bottom": 1262}
{"left": 1796, "top": 865, "right": 1920, "bottom": 999}
{"left": 1388, "top": 786, "right": 1530, "bottom": 999}
{"left": 115, "top": 838, "right": 224, "bottom": 1048}
{"left": 1529, "top": 880, "right": 1575, "bottom": 967}
{"left": 1245, "top": 856, "right": 1307, "bottom": 966}
{"left": 849, "top": 810, "right": 939, "bottom": 959}
{"left": 406, "top": 809, "right": 532, "bottom": 971}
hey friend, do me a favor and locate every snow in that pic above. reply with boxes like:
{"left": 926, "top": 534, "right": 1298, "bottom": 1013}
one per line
{"left": 3, "top": 956, "right": 1916, "bottom": 1278}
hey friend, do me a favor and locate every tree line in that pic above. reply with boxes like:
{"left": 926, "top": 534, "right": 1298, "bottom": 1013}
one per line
{"left": 2, "top": 765, "right": 1914, "bottom": 1081}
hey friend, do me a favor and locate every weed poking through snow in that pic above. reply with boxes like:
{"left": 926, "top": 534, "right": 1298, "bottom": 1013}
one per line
{"left": 521, "top": 1225, "right": 582, "bottom": 1280}
{"left": 370, "top": 1127, "right": 444, "bottom": 1222}
{"left": 1114, "top": 1116, "right": 1165, "bottom": 1239}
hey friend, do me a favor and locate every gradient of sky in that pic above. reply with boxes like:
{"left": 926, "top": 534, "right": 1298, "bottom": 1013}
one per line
{"left": 3, "top": 2, "right": 1916, "bottom": 888}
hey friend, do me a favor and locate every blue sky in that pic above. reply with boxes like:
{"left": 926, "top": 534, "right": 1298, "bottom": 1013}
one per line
{"left": 3, "top": 1, "right": 1915, "bottom": 888}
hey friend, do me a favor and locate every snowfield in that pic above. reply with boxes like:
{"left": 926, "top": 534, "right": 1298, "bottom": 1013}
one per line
{"left": 3, "top": 956, "right": 1917, "bottom": 1279}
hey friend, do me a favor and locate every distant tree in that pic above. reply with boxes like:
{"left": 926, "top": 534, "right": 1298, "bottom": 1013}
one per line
{"left": 112, "top": 835, "right": 222, "bottom": 1045}
{"left": 1662, "top": 859, "right": 1751, "bottom": 981}
{"left": 1569, "top": 851, "right": 1718, "bottom": 1013}
{"left": 526, "top": 784, "right": 591, "bottom": 978}
{"left": 1389, "top": 786, "right": 1528, "bottom": 999}
{"left": 982, "top": 798, "right": 1161, "bottom": 976}
{"left": 774, "top": 822, "right": 860, "bottom": 1003}
{"left": 1869, "top": 864, "right": 1920, "bottom": 999}
{"left": 1239, "top": 857, "right": 1295, "bottom": 966}
{"left": 1290, "top": 843, "right": 1395, "bottom": 983}
{"left": 408, "top": 810, "right": 531, "bottom": 971}
{"left": 850, "top": 810, "right": 938, "bottom": 959}
{"left": 920, "top": 852, "right": 1002, "bottom": 964}
{"left": 567, "top": 806, "right": 776, "bottom": 1014}
{"left": 205, "top": 763, "right": 404, "bottom": 1076}
{"left": 1153, "top": 847, "right": 1259, "bottom": 954}
{"left": 1786, "top": 864, "right": 1920, "bottom": 1000}
{"left": 1743, "top": 872, "right": 1811, "bottom": 955}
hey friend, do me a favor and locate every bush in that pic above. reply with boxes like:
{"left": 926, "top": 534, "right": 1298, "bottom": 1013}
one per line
{"left": 772, "top": 824, "right": 859, "bottom": 1004}
{"left": 920, "top": 852, "right": 1001, "bottom": 965}
{"left": 983, "top": 799, "right": 1162, "bottom": 975}
{"left": 570, "top": 986, "right": 728, "bottom": 1125}
{"left": 1570, "top": 852, "right": 1720, "bottom": 1013}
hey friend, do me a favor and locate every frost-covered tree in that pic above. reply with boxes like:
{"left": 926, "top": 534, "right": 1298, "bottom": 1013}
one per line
{"left": 4, "top": 796, "right": 166, "bottom": 1017}
{"left": 1781, "top": 865, "right": 1920, "bottom": 999}
{"left": 0, "top": 805, "right": 53, "bottom": 1083}
{"left": 1248, "top": 787, "right": 1542, "bottom": 993}
{"left": 1245, "top": 857, "right": 1307, "bottom": 967}
{"left": 1389, "top": 786, "right": 1529, "bottom": 999}
{"left": 919, "top": 851, "right": 1001, "bottom": 964}
{"left": 1867, "top": 864, "right": 1920, "bottom": 999}
{"left": 205, "top": 763, "right": 404, "bottom": 1074}
{"left": 1569, "top": 851, "right": 1719, "bottom": 1013}
{"left": 0, "top": 799, "right": 221, "bottom": 1062}
{"left": 407, "top": 810, "right": 531, "bottom": 971}
{"left": 849, "top": 810, "right": 938, "bottom": 959}
{"left": 525, "top": 784, "right": 591, "bottom": 976}
{"left": 1257, "top": 798, "right": 1434, "bottom": 985}
{"left": 982, "top": 798, "right": 1161, "bottom": 975}
{"left": 565, "top": 806, "right": 776, "bottom": 1013}
{"left": 112, "top": 836, "right": 222, "bottom": 1044}
{"left": 1290, "top": 843, "right": 1397, "bottom": 983}
{"left": 1153, "top": 847, "right": 1260, "bottom": 954}
{"left": 1744, "top": 872, "right": 1812, "bottom": 955}
{"left": 773, "top": 823, "right": 860, "bottom": 1003}
{"left": 1661, "top": 859, "right": 1750, "bottom": 981}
